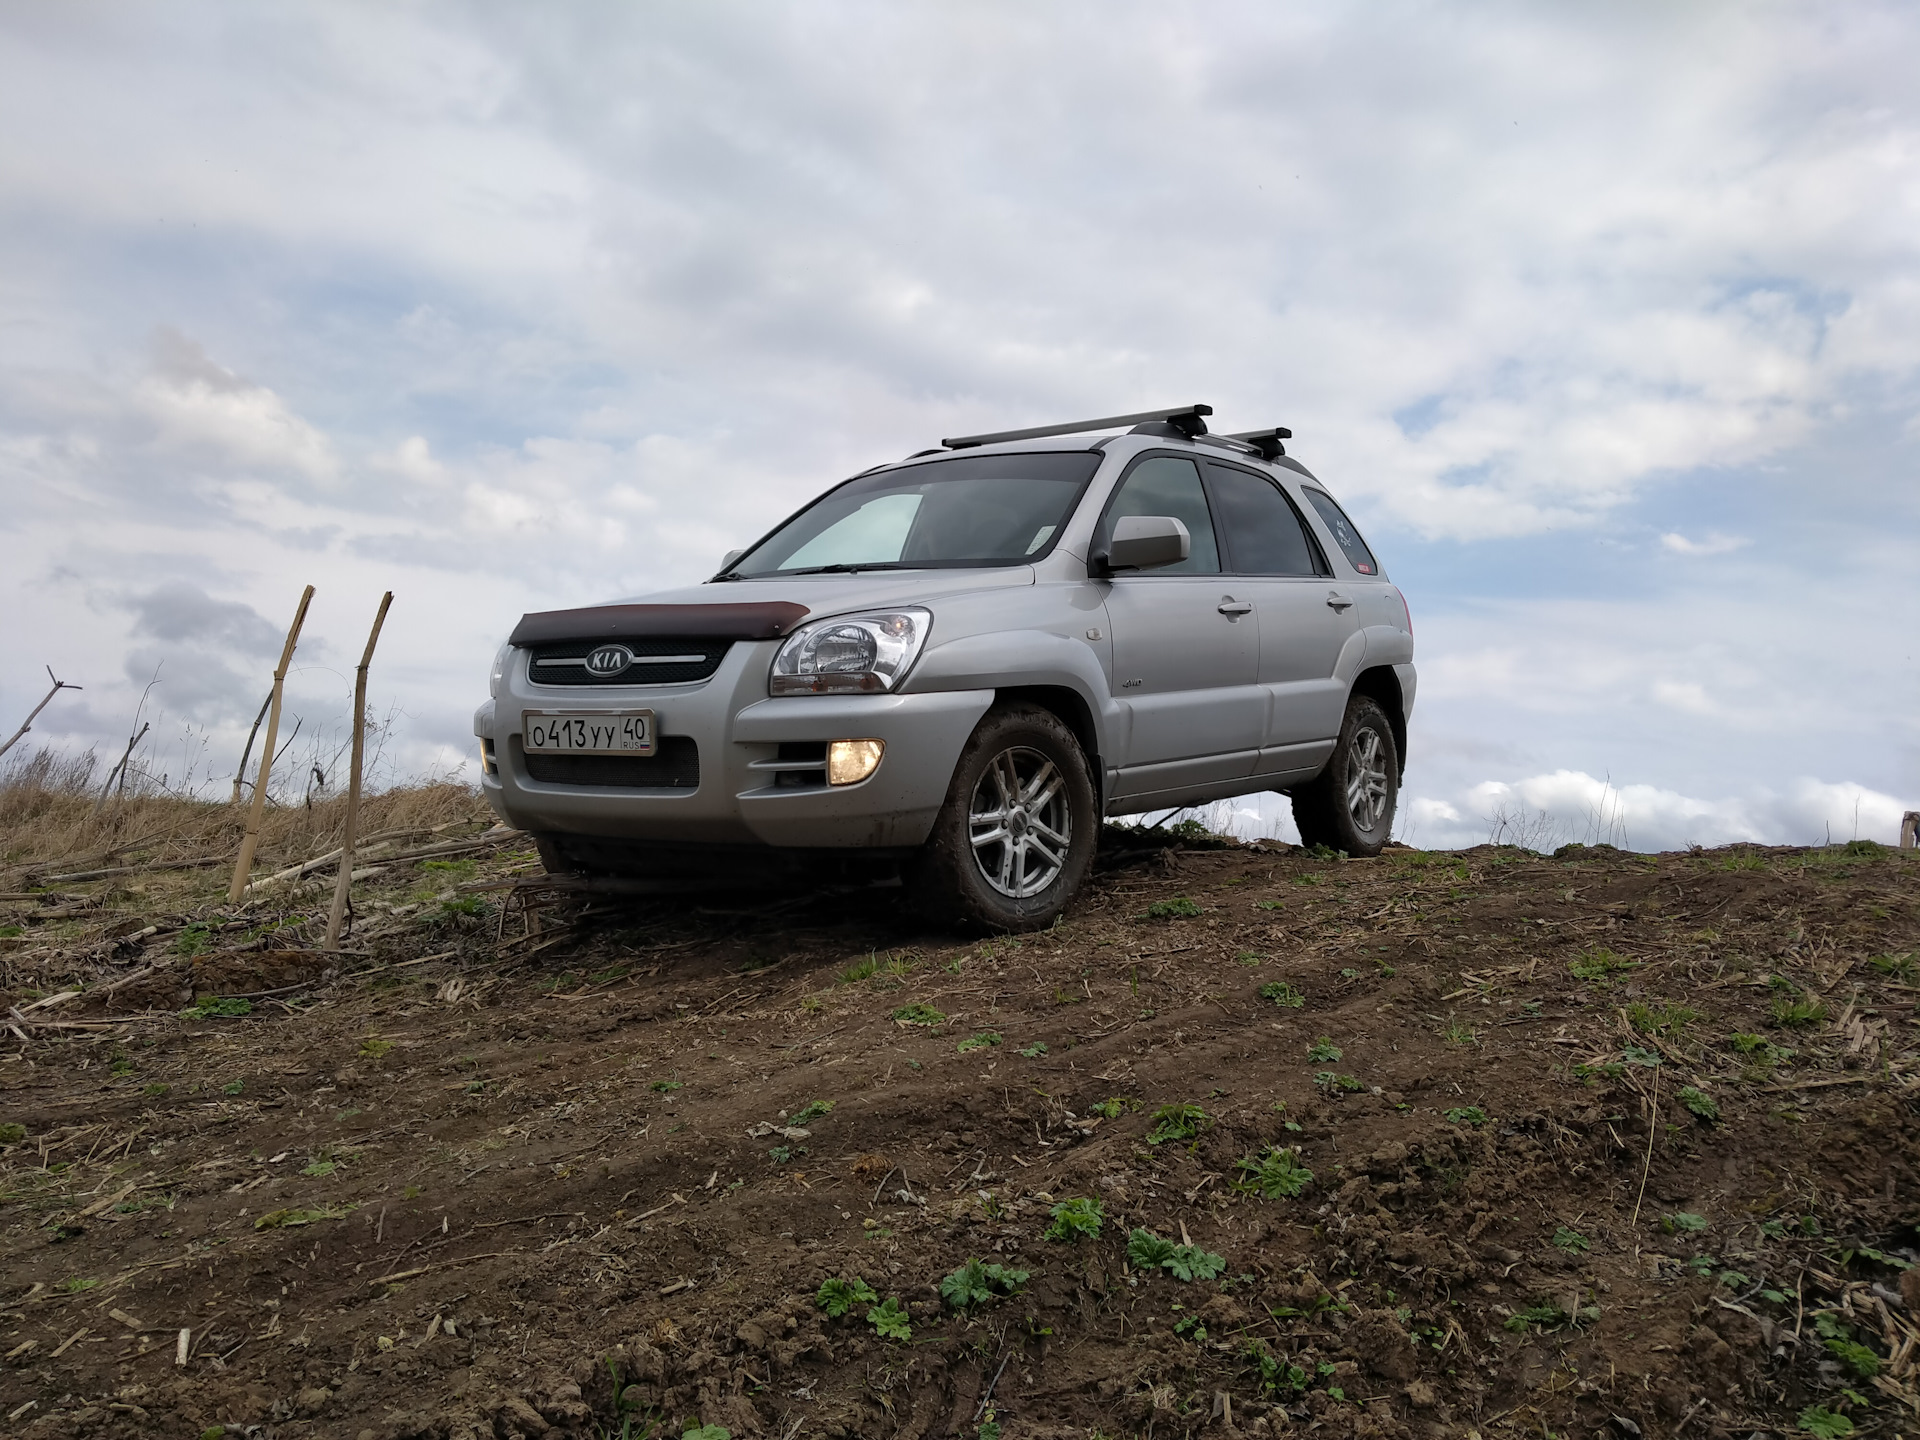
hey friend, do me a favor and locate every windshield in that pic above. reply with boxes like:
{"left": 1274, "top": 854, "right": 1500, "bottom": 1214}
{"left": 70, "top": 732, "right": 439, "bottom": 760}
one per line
{"left": 726, "top": 451, "right": 1102, "bottom": 576}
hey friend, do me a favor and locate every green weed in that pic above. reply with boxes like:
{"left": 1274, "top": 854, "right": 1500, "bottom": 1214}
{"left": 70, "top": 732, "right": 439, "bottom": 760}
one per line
{"left": 1663, "top": 1211, "right": 1709, "bottom": 1233}
{"left": 957, "top": 1031, "right": 1001, "bottom": 1054}
{"left": 1444, "top": 1106, "right": 1486, "bottom": 1126}
{"left": 866, "top": 1296, "right": 912, "bottom": 1341}
{"left": 1814, "top": 1314, "right": 1881, "bottom": 1378}
{"left": 1257, "top": 981, "right": 1305, "bottom": 1009}
{"left": 1314, "top": 1072, "right": 1364, "bottom": 1093}
{"left": 1770, "top": 993, "right": 1828, "bottom": 1028}
{"left": 1146, "top": 1102, "right": 1210, "bottom": 1144}
{"left": 1086, "top": 1097, "right": 1135, "bottom": 1119}
{"left": 815, "top": 1276, "right": 878, "bottom": 1318}
{"left": 939, "top": 1259, "right": 1030, "bottom": 1310}
{"left": 650, "top": 1079, "right": 683, "bottom": 1093}
{"left": 788, "top": 1099, "right": 834, "bottom": 1126}
{"left": 172, "top": 922, "right": 216, "bottom": 957}
{"left": 1867, "top": 953, "right": 1916, "bottom": 982}
{"left": 1232, "top": 1146, "right": 1313, "bottom": 1199}
{"left": 1243, "top": 1340, "right": 1311, "bottom": 1396}
{"left": 1677, "top": 1086, "right": 1719, "bottom": 1123}
{"left": 1568, "top": 947, "right": 1637, "bottom": 981}
{"left": 180, "top": 997, "right": 252, "bottom": 1020}
{"left": 1797, "top": 1407, "right": 1854, "bottom": 1439}
{"left": 1502, "top": 1299, "right": 1598, "bottom": 1334}
{"left": 839, "top": 956, "right": 880, "bottom": 984}
{"left": 891, "top": 1003, "right": 945, "bottom": 1027}
{"left": 1126, "top": 1227, "right": 1226, "bottom": 1281}
{"left": 1145, "top": 896, "right": 1202, "bottom": 919}
{"left": 1440, "top": 1017, "right": 1479, "bottom": 1047}
{"left": 1043, "top": 1197, "right": 1105, "bottom": 1242}
{"left": 254, "top": 1206, "right": 349, "bottom": 1229}
{"left": 1626, "top": 1000, "right": 1699, "bottom": 1036}
{"left": 1306, "top": 1037, "right": 1342, "bottom": 1063}
{"left": 1551, "top": 1227, "right": 1590, "bottom": 1253}
{"left": 1017, "top": 1042, "right": 1048, "bottom": 1058}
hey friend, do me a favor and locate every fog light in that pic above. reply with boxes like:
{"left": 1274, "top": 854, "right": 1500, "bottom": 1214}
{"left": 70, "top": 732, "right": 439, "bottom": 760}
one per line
{"left": 827, "top": 738, "right": 884, "bottom": 786}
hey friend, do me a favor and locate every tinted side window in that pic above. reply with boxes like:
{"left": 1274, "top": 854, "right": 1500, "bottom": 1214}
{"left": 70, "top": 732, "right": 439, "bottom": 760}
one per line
{"left": 1206, "top": 464, "right": 1324, "bottom": 576}
{"left": 1302, "top": 489, "right": 1379, "bottom": 576}
{"left": 1100, "top": 456, "right": 1220, "bottom": 574}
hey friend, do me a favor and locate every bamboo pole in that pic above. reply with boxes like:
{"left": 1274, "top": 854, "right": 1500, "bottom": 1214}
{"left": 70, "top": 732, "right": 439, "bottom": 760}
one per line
{"left": 325, "top": 592, "right": 392, "bottom": 950}
{"left": 227, "top": 586, "right": 315, "bottom": 904}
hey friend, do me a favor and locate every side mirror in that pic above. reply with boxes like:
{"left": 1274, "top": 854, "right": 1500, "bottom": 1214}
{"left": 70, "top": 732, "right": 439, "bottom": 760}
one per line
{"left": 720, "top": 549, "right": 745, "bottom": 571}
{"left": 1100, "top": 515, "right": 1190, "bottom": 573}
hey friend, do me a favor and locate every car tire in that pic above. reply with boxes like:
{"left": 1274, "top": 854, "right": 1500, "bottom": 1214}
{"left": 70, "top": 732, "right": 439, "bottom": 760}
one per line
{"left": 1290, "top": 695, "right": 1399, "bottom": 857}
{"left": 907, "top": 702, "right": 1098, "bottom": 931}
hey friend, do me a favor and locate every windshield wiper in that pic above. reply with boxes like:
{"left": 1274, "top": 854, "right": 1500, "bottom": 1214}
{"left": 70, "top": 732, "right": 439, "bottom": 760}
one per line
{"left": 779, "top": 562, "right": 914, "bottom": 576}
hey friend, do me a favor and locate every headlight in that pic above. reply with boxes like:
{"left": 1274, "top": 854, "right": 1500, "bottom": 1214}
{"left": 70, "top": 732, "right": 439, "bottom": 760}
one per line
{"left": 770, "top": 609, "right": 931, "bottom": 696}
{"left": 489, "top": 641, "right": 513, "bottom": 698}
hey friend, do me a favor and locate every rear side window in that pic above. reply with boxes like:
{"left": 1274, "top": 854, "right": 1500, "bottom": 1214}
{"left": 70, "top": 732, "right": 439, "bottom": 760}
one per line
{"left": 1098, "top": 456, "right": 1221, "bottom": 574}
{"left": 1302, "top": 488, "right": 1379, "bottom": 576}
{"left": 1205, "top": 464, "right": 1326, "bottom": 576}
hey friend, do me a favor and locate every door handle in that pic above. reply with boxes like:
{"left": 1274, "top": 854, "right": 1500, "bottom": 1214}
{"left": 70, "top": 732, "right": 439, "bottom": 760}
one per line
{"left": 1217, "top": 598, "right": 1253, "bottom": 617}
{"left": 1325, "top": 591, "right": 1353, "bottom": 611}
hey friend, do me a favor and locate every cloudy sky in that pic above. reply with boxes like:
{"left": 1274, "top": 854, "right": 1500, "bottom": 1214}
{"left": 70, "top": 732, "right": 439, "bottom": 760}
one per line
{"left": 2, "top": 1, "right": 1916, "bottom": 849}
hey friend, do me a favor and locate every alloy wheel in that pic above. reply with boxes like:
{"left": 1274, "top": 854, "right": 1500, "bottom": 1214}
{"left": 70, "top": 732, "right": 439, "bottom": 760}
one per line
{"left": 1345, "top": 726, "right": 1391, "bottom": 832}
{"left": 968, "top": 745, "right": 1073, "bottom": 898}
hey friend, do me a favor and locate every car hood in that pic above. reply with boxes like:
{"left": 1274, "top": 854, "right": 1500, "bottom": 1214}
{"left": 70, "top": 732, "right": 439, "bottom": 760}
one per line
{"left": 601, "top": 568, "right": 1037, "bottom": 621}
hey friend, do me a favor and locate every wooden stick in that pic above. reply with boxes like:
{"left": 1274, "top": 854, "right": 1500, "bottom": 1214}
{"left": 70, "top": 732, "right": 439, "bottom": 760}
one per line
{"left": 326, "top": 592, "right": 392, "bottom": 950}
{"left": 0, "top": 668, "right": 82, "bottom": 762}
{"left": 228, "top": 586, "right": 315, "bottom": 904}
{"left": 229, "top": 692, "right": 272, "bottom": 803}
{"left": 90, "top": 722, "right": 149, "bottom": 818}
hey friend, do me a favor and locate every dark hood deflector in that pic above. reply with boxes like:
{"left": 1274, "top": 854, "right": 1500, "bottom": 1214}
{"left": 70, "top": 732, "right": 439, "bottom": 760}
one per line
{"left": 509, "top": 602, "right": 811, "bottom": 647}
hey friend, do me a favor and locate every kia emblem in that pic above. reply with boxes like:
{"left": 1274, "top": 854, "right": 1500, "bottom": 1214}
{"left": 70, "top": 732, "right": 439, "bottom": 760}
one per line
{"left": 584, "top": 644, "right": 634, "bottom": 677}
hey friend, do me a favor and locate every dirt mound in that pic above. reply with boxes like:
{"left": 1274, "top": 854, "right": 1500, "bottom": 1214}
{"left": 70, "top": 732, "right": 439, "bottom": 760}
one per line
{"left": 3, "top": 830, "right": 1918, "bottom": 1438}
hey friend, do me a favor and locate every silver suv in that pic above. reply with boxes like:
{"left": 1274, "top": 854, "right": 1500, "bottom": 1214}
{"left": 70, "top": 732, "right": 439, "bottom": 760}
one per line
{"left": 475, "top": 404, "right": 1415, "bottom": 929}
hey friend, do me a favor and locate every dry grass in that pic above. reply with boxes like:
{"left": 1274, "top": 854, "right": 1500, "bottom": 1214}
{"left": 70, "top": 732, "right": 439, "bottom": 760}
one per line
{"left": 0, "top": 747, "right": 487, "bottom": 879}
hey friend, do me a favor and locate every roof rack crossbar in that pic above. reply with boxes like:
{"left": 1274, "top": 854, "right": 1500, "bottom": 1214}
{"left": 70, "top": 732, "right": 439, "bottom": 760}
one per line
{"left": 942, "top": 403, "right": 1213, "bottom": 450}
{"left": 1224, "top": 426, "right": 1293, "bottom": 460}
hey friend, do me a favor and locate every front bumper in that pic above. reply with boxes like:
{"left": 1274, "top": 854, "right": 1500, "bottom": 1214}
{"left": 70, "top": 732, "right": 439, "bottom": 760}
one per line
{"left": 475, "top": 640, "right": 992, "bottom": 849}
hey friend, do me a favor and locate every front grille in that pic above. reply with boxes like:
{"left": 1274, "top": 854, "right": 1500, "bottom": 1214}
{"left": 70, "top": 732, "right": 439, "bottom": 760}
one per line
{"left": 521, "top": 736, "right": 700, "bottom": 789}
{"left": 527, "top": 638, "right": 732, "bottom": 687}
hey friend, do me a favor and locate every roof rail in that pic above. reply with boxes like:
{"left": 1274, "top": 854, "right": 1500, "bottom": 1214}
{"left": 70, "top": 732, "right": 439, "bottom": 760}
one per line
{"left": 943, "top": 403, "right": 1212, "bottom": 450}
{"left": 1224, "top": 427, "right": 1292, "bottom": 461}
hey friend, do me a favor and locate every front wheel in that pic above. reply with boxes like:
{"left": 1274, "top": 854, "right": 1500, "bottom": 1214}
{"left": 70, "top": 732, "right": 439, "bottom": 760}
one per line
{"left": 907, "top": 703, "right": 1098, "bottom": 931}
{"left": 1290, "top": 696, "right": 1399, "bottom": 857}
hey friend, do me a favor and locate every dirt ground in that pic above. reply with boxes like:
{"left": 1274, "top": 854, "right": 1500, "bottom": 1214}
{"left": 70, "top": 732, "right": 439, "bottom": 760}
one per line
{"left": 3, "top": 787, "right": 1919, "bottom": 1440}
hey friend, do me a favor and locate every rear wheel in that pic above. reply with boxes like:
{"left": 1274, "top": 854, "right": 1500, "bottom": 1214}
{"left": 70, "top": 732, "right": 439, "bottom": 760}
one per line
{"left": 1290, "top": 695, "right": 1399, "bottom": 856}
{"left": 908, "top": 703, "right": 1098, "bottom": 931}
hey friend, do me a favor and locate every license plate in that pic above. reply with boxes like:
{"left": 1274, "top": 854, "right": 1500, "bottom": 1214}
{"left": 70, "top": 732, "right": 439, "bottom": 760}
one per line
{"left": 522, "top": 710, "right": 655, "bottom": 755}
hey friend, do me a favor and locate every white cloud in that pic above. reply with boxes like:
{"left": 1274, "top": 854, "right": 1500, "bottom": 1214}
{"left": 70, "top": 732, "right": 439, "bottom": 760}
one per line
{"left": 1661, "top": 531, "right": 1750, "bottom": 555}
{"left": 1400, "top": 769, "right": 1910, "bottom": 852}
{"left": 136, "top": 329, "right": 338, "bottom": 483}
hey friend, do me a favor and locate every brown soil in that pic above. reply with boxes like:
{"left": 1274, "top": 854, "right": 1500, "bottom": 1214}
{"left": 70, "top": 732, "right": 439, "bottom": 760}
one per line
{"left": 3, "top": 798, "right": 1919, "bottom": 1440}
